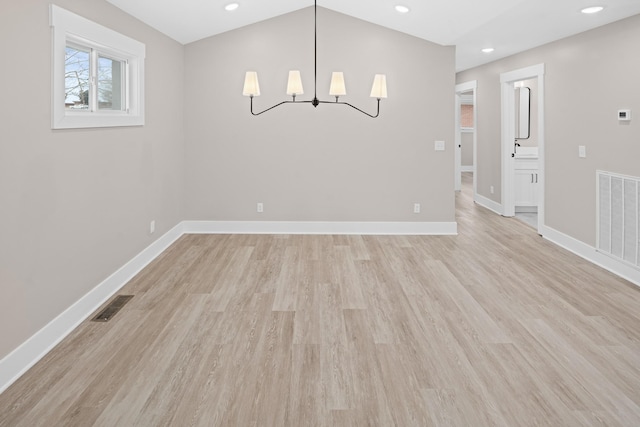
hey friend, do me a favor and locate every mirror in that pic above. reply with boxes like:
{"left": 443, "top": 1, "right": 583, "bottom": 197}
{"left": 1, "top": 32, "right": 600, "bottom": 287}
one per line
{"left": 516, "top": 87, "right": 531, "bottom": 139}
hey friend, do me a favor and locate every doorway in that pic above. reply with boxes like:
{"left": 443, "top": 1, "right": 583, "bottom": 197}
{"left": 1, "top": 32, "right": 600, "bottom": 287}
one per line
{"left": 455, "top": 81, "right": 477, "bottom": 197}
{"left": 500, "top": 64, "right": 545, "bottom": 234}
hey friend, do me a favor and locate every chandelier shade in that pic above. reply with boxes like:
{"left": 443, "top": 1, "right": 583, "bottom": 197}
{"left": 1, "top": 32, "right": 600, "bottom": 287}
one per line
{"left": 242, "top": 0, "right": 386, "bottom": 118}
{"left": 242, "top": 71, "right": 260, "bottom": 97}
{"left": 329, "top": 72, "right": 346, "bottom": 97}
{"left": 370, "top": 74, "right": 388, "bottom": 99}
{"left": 286, "top": 70, "right": 304, "bottom": 96}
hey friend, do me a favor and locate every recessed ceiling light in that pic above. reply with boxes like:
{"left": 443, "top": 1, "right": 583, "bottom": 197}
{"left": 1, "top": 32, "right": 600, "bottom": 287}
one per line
{"left": 225, "top": 3, "right": 239, "bottom": 11}
{"left": 481, "top": 48, "right": 494, "bottom": 53}
{"left": 581, "top": 6, "right": 604, "bottom": 14}
{"left": 395, "top": 5, "right": 410, "bottom": 14}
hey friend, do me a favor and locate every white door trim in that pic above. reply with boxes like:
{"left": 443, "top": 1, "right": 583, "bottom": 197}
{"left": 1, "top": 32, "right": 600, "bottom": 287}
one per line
{"left": 499, "top": 64, "right": 545, "bottom": 233}
{"left": 455, "top": 80, "right": 477, "bottom": 194}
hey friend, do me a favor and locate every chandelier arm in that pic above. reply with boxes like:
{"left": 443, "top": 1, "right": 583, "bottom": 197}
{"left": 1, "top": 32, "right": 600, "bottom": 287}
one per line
{"left": 250, "top": 98, "right": 289, "bottom": 116}
{"left": 250, "top": 96, "right": 314, "bottom": 116}
{"left": 317, "top": 98, "right": 381, "bottom": 118}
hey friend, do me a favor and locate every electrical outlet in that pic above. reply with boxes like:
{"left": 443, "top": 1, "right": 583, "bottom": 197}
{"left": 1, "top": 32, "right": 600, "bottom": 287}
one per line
{"left": 413, "top": 203, "right": 421, "bottom": 213}
{"left": 490, "top": 186, "right": 494, "bottom": 194}
{"left": 150, "top": 220, "right": 155, "bottom": 234}
{"left": 257, "top": 202, "right": 264, "bottom": 213}
{"left": 435, "top": 140, "right": 445, "bottom": 151}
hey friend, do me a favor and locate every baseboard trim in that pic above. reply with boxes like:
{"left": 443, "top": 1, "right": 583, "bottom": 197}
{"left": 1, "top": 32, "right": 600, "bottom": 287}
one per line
{"left": 474, "top": 194, "right": 503, "bottom": 215}
{"left": 540, "top": 225, "right": 640, "bottom": 287}
{"left": 0, "top": 222, "right": 185, "bottom": 394}
{"left": 182, "top": 220, "right": 458, "bottom": 235}
{"left": 3, "top": 218, "right": 638, "bottom": 395}
{"left": 0, "top": 219, "right": 459, "bottom": 394}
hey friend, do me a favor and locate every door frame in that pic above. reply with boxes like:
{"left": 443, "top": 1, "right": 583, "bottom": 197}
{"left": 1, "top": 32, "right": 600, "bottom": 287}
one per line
{"left": 500, "top": 64, "right": 545, "bottom": 232}
{"left": 455, "top": 80, "right": 477, "bottom": 194}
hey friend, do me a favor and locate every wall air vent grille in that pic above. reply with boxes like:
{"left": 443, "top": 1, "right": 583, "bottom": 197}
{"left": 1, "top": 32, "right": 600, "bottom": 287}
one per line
{"left": 597, "top": 171, "right": 640, "bottom": 270}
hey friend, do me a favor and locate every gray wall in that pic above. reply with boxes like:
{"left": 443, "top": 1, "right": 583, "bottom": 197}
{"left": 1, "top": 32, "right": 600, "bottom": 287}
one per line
{"left": 184, "top": 7, "right": 456, "bottom": 223}
{"left": 457, "top": 14, "right": 640, "bottom": 245}
{"left": 0, "top": 1, "right": 185, "bottom": 359}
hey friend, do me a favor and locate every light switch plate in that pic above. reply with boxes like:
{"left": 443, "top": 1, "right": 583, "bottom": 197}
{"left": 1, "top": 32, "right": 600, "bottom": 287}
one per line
{"left": 435, "top": 140, "right": 445, "bottom": 151}
{"left": 578, "top": 145, "right": 586, "bottom": 158}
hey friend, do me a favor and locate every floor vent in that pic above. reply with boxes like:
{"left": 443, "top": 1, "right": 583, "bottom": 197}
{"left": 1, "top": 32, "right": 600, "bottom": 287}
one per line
{"left": 91, "top": 295, "right": 134, "bottom": 322}
{"left": 597, "top": 170, "right": 640, "bottom": 270}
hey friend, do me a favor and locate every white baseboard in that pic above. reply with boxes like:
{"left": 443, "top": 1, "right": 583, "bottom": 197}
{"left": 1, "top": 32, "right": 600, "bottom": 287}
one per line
{"left": 474, "top": 194, "right": 504, "bottom": 215}
{"left": 540, "top": 225, "right": 640, "bottom": 287}
{"left": 0, "top": 219, "right": 458, "bottom": 394}
{"left": 3, "top": 217, "right": 638, "bottom": 395}
{"left": 182, "top": 220, "right": 458, "bottom": 235}
{"left": 0, "top": 222, "right": 185, "bottom": 394}
{"left": 461, "top": 165, "right": 475, "bottom": 172}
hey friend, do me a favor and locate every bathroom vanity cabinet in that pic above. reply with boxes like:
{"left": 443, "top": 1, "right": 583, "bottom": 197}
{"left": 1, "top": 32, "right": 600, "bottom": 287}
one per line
{"left": 514, "top": 158, "right": 538, "bottom": 211}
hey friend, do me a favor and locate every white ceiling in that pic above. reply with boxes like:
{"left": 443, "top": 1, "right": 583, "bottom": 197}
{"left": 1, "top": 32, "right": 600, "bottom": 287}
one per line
{"left": 105, "top": 0, "right": 640, "bottom": 71}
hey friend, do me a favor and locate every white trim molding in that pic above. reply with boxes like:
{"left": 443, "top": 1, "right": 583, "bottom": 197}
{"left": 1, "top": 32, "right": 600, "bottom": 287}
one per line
{"left": 183, "top": 220, "right": 458, "bottom": 236}
{"left": 0, "top": 222, "right": 184, "bottom": 394}
{"left": 474, "top": 194, "right": 504, "bottom": 216}
{"left": 0, "top": 219, "right": 456, "bottom": 393}
{"left": 455, "top": 80, "right": 477, "bottom": 193}
{"left": 500, "top": 64, "right": 545, "bottom": 225}
{"left": 50, "top": 5, "right": 145, "bottom": 129}
{"left": 3, "top": 218, "right": 638, "bottom": 395}
{"left": 541, "top": 225, "right": 640, "bottom": 287}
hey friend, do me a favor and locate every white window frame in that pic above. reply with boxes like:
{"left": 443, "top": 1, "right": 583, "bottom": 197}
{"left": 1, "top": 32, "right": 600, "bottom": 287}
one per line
{"left": 50, "top": 4, "right": 145, "bottom": 129}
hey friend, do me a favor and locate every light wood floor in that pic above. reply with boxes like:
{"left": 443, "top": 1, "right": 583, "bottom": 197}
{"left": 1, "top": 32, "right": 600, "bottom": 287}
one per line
{"left": 2, "top": 173, "right": 640, "bottom": 426}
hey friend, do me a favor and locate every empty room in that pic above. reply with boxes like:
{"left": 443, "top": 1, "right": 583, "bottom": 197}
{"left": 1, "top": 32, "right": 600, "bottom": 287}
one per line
{"left": 1, "top": 0, "right": 639, "bottom": 425}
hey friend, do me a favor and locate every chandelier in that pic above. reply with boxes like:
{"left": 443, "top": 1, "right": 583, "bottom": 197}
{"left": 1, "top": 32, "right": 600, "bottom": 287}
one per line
{"left": 242, "top": 0, "right": 387, "bottom": 118}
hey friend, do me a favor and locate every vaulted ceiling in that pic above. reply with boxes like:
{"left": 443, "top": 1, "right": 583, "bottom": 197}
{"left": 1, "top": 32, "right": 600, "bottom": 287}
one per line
{"left": 106, "top": 0, "right": 640, "bottom": 71}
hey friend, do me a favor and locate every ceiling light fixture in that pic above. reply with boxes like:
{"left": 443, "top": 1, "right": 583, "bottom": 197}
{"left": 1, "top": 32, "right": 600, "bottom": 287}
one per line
{"left": 581, "top": 6, "right": 604, "bottom": 14}
{"left": 242, "top": 0, "right": 387, "bottom": 118}
{"left": 395, "top": 5, "right": 410, "bottom": 14}
{"left": 225, "top": 3, "right": 239, "bottom": 11}
{"left": 481, "top": 48, "right": 494, "bottom": 53}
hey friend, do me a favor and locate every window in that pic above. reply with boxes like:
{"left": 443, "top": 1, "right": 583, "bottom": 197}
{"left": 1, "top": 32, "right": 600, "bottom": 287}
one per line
{"left": 50, "top": 5, "right": 145, "bottom": 129}
{"left": 65, "top": 44, "right": 126, "bottom": 112}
